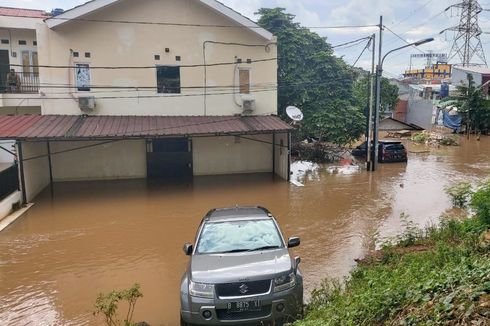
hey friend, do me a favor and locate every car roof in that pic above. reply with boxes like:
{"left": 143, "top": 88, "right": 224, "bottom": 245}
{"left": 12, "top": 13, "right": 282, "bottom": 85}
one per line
{"left": 379, "top": 140, "right": 402, "bottom": 144}
{"left": 204, "top": 206, "right": 272, "bottom": 222}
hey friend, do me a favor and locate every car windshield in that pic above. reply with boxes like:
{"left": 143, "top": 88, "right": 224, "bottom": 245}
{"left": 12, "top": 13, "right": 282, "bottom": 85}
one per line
{"left": 196, "top": 219, "right": 284, "bottom": 254}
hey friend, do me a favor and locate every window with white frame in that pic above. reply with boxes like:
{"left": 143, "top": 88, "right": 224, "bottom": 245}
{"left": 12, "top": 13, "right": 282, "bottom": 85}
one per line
{"left": 75, "top": 63, "right": 91, "bottom": 91}
{"left": 21, "top": 51, "right": 39, "bottom": 75}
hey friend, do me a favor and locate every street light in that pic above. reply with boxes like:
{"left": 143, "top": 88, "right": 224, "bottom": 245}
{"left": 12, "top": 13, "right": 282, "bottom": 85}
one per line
{"left": 370, "top": 37, "right": 434, "bottom": 171}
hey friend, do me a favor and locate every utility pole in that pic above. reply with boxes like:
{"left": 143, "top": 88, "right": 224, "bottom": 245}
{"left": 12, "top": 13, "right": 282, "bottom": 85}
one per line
{"left": 444, "top": 0, "right": 487, "bottom": 66}
{"left": 366, "top": 33, "right": 375, "bottom": 171}
{"left": 372, "top": 16, "right": 383, "bottom": 171}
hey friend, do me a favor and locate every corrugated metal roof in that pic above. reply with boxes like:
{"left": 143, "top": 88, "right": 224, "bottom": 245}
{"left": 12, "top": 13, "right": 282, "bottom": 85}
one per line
{"left": 0, "top": 115, "right": 292, "bottom": 140}
{"left": 0, "top": 6, "right": 51, "bottom": 18}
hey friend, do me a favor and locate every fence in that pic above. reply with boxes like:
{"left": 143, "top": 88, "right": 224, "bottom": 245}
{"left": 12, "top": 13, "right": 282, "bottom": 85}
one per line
{"left": 0, "top": 164, "right": 19, "bottom": 201}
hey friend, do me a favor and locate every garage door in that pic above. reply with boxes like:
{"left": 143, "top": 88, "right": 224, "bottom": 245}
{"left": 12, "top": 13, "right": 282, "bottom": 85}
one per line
{"left": 147, "top": 138, "right": 192, "bottom": 179}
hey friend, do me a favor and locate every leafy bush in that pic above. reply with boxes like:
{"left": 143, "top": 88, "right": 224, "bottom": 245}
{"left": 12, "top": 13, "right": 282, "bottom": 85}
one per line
{"left": 94, "top": 284, "right": 143, "bottom": 326}
{"left": 411, "top": 132, "right": 429, "bottom": 143}
{"left": 439, "top": 136, "right": 459, "bottom": 146}
{"left": 471, "top": 181, "right": 490, "bottom": 225}
{"left": 295, "top": 217, "right": 490, "bottom": 326}
{"left": 445, "top": 182, "right": 472, "bottom": 208}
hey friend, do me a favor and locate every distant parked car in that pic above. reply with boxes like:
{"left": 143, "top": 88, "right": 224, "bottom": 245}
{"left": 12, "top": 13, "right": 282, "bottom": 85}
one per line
{"left": 352, "top": 140, "right": 408, "bottom": 163}
{"left": 180, "top": 206, "right": 303, "bottom": 326}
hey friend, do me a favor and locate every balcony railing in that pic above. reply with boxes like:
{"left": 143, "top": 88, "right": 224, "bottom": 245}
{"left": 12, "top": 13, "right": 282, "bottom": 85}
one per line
{"left": 1, "top": 72, "right": 40, "bottom": 94}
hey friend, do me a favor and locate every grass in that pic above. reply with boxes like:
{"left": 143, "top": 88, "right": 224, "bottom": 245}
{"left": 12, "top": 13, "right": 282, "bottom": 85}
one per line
{"left": 295, "top": 217, "right": 490, "bottom": 326}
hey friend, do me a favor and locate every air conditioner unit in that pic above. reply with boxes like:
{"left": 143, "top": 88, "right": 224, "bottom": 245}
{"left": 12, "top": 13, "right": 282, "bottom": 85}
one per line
{"left": 78, "top": 96, "right": 96, "bottom": 113}
{"left": 241, "top": 94, "right": 256, "bottom": 114}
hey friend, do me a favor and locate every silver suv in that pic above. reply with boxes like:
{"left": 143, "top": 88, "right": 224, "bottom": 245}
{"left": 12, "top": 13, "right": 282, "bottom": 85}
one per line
{"left": 180, "top": 207, "right": 303, "bottom": 326}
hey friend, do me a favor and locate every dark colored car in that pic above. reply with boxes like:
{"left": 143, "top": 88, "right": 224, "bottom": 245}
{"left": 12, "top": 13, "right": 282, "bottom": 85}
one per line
{"left": 352, "top": 140, "right": 408, "bottom": 163}
{"left": 180, "top": 206, "right": 303, "bottom": 326}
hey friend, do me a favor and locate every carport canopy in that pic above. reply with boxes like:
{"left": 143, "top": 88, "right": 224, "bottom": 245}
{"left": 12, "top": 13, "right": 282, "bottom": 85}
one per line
{"left": 0, "top": 115, "right": 293, "bottom": 140}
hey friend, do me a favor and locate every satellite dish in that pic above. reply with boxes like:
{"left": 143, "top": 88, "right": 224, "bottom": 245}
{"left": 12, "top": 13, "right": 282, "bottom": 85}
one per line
{"left": 286, "top": 106, "right": 304, "bottom": 122}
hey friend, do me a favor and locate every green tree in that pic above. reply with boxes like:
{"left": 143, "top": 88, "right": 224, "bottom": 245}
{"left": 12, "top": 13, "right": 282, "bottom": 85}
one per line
{"left": 441, "top": 74, "right": 490, "bottom": 134}
{"left": 256, "top": 8, "right": 365, "bottom": 145}
{"left": 352, "top": 75, "right": 399, "bottom": 115}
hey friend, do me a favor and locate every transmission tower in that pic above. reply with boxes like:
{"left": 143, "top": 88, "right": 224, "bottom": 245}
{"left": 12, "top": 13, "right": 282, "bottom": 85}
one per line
{"left": 445, "top": 0, "right": 487, "bottom": 67}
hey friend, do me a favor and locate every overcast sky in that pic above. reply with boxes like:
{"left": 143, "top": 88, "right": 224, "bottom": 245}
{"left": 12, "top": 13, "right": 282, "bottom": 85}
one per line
{"left": 2, "top": 0, "right": 490, "bottom": 76}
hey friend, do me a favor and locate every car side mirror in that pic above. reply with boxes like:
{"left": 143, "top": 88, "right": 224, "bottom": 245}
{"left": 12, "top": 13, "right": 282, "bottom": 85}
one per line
{"left": 183, "top": 243, "right": 193, "bottom": 256}
{"left": 288, "top": 237, "right": 300, "bottom": 248}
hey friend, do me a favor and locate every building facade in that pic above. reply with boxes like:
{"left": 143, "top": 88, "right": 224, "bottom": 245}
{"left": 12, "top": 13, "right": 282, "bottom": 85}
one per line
{"left": 0, "top": 0, "right": 291, "bottom": 206}
{"left": 404, "top": 62, "right": 452, "bottom": 81}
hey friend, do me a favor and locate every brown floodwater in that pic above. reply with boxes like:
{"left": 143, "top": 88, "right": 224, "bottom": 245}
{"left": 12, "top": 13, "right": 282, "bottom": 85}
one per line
{"left": 0, "top": 136, "right": 489, "bottom": 325}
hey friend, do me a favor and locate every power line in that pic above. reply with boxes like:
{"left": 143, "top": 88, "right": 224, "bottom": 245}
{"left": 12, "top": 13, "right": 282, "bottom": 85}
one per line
{"left": 19, "top": 115, "right": 286, "bottom": 162}
{"left": 332, "top": 37, "right": 371, "bottom": 49}
{"left": 383, "top": 25, "right": 427, "bottom": 54}
{"left": 0, "top": 13, "right": 378, "bottom": 30}
{"left": 388, "top": 0, "right": 435, "bottom": 28}
{"left": 352, "top": 38, "right": 372, "bottom": 67}
{"left": 383, "top": 7, "right": 448, "bottom": 48}
{"left": 0, "top": 75, "right": 361, "bottom": 102}
{"left": 5, "top": 58, "right": 277, "bottom": 70}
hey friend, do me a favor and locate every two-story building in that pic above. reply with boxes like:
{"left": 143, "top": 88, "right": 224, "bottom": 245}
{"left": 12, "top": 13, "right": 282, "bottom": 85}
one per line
{"left": 0, "top": 6, "right": 47, "bottom": 114}
{"left": 0, "top": 0, "right": 292, "bottom": 207}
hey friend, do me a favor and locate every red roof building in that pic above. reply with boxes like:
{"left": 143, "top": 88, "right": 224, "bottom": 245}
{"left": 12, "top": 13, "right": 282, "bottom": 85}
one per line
{"left": 0, "top": 6, "right": 50, "bottom": 18}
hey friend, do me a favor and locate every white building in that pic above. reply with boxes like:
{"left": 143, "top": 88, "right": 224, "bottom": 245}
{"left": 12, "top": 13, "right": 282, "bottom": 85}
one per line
{"left": 0, "top": 0, "right": 292, "bottom": 209}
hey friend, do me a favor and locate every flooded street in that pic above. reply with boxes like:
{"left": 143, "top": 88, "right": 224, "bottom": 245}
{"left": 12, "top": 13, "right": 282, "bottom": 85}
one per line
{"left": 0, "top": 136, "right": 489, "bottom": 326}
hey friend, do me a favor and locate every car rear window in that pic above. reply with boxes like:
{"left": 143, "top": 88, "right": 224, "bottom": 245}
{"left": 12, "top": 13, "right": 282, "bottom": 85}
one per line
{"left": 385, "top": 144, "right": 405, "bottom": 151}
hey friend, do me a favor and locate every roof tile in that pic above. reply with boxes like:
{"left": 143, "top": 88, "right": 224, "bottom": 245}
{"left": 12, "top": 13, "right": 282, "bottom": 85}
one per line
{"left": 0, "top": 6, "right": 50, "bottom": 18}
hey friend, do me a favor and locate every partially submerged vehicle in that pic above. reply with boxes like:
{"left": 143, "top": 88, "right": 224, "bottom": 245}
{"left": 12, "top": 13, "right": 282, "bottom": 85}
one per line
{"left": 180, "top": 207, "right": 303, "bottom": 326}
{"left": 352, "top": 140, "right": 408, "bottom": 163}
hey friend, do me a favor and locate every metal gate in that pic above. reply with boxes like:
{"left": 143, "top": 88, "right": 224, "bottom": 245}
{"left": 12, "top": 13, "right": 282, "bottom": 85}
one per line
{"left": 146, "top": 138, "right": 192, "bottom": 179}
{"left": 0, "top": 164, "right": 19, "bottom": 201}
{"left": 0, "top": 50, "right": 10, "bottom": 93}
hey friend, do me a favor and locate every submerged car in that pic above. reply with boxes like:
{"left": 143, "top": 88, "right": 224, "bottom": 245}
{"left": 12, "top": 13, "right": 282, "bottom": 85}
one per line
{"left": 352, "top": 140, "right": 408, "bottom": 163}
{"left": 180, "top": 206, "right": 303, "bottom": 326}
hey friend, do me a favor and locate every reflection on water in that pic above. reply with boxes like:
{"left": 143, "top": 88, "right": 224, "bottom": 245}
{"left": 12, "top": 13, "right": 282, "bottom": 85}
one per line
{"left": 0, "top": 136, "right": 489, "bottom": 325}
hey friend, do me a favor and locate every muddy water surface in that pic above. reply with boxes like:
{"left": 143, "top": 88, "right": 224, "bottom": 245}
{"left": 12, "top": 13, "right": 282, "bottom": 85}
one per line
{"left": 0, "top": 137, "right": 489, "bottom": 325}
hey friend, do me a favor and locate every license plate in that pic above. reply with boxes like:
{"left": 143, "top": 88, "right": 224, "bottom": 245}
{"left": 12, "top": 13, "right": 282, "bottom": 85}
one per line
{"left": 227, "top": 300, "right": 261, "bottom": 312}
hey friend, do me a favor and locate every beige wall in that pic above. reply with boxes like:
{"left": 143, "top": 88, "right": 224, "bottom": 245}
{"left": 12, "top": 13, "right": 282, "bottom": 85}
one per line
{"left": 0, "top": 191, "right": 21, "bottom": 221}
{"left": 0, "top": 16, "right": 42, "bottom": 31}
{"left": 37, "top": 0, "right": 277, "bottom": 116}
{"left": 20, "top": 141, "right": 50, "bottom": 202}
{"left": 0, "top": 28, "right": 38, "bottom": 72}
{"left": 50, "top": 140, "right": 146, "bottom": 181}
{"left": 273, "top": 133, "right": 289, "bottom": 180}
{"left": 192, "top": 134, "right": 273, "bottom": 175}
{"left": 0, "top": 102, "right": 41, "bottom": 113}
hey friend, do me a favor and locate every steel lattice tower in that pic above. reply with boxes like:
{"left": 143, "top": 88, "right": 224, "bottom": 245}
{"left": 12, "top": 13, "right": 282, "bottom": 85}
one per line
{"left": 446, "top": 0, "right": 487, "bottom": 66}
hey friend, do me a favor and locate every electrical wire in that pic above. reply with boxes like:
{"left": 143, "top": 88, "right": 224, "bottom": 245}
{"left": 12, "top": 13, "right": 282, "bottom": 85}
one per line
{"left": 331, "top": 37, "right": 371, "bottom": 49}
{"left": 352, "top": 38, "right": 372, "bottom": 66}
{"left": 4, "top": 58, "right": 277, "bottom": 70}
{"left": 383, "top": 25, "right": 427, "bottom": 54}
{"left": 1, "top": 75, "right": 358, "bottom": 100}
{"left": 388, "top": 0, "right": 435, "bottom": 28}
{"left": 382, "top": 7, "right": 447, "bottom": 48}
{"left": 0, "top": 13, "right": 378, "bottom": 30}
{"left": 18, "top": 114, "right": 287, "bottom": 162}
